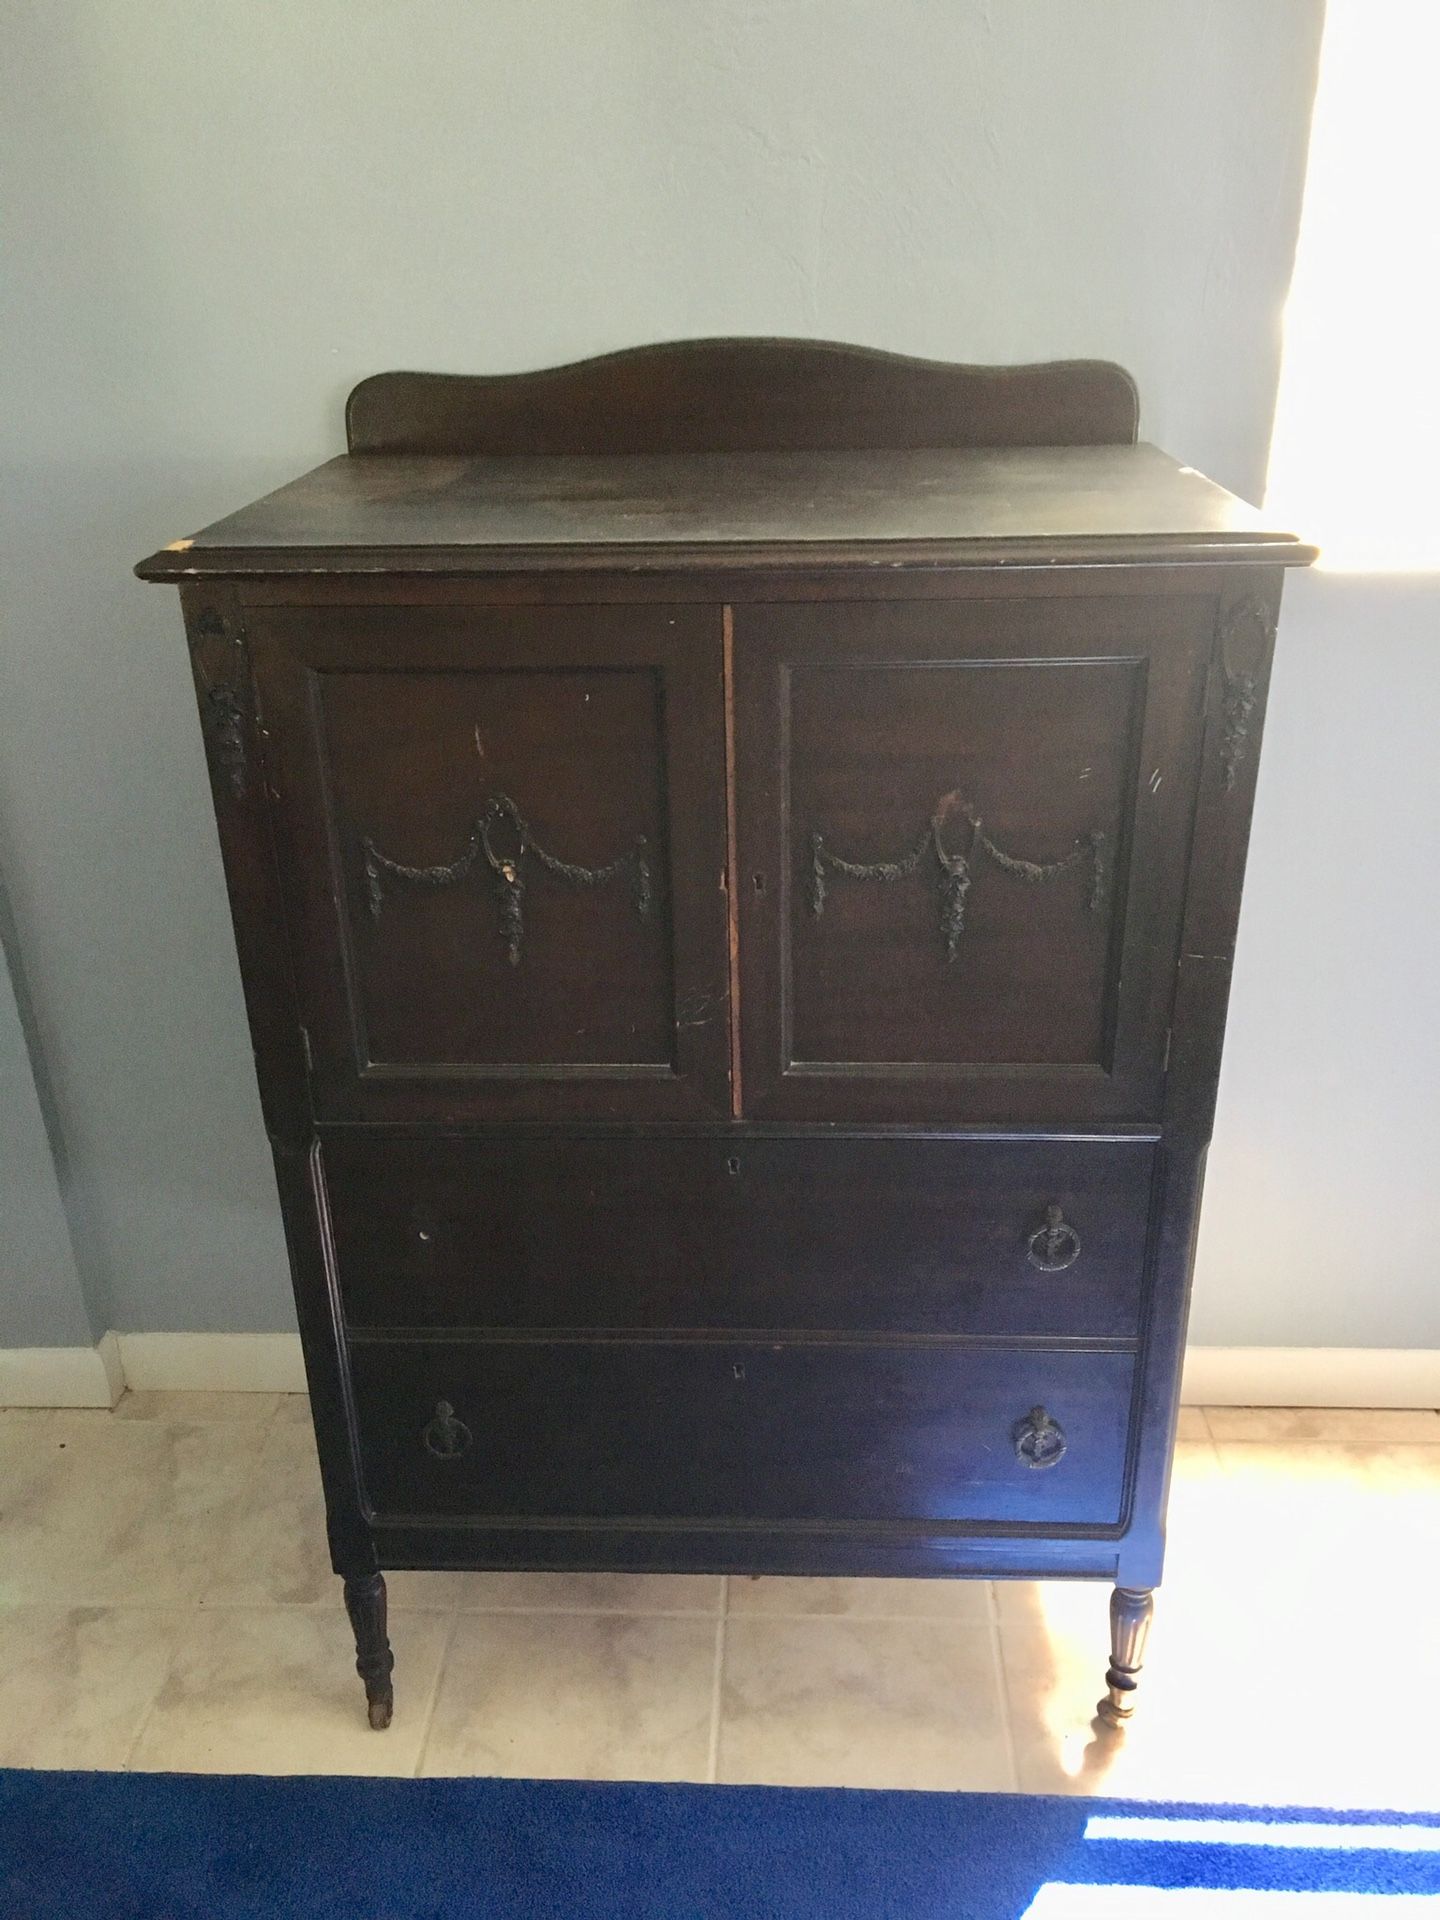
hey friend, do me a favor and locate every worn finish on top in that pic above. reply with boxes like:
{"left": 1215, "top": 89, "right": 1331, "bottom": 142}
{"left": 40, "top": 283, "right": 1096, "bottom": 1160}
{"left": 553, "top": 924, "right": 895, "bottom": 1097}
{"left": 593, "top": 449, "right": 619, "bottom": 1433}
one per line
{"left": 137, "top": 342, "right": 1310, "bottom": 578}
{"left": 137, "top": 443, "right": 1311, "bottom": 581}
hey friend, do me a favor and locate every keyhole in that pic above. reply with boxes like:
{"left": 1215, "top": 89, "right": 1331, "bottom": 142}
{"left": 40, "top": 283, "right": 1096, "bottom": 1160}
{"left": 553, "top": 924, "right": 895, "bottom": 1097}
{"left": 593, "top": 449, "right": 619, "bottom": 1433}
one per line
{"left": 752, "top": 874, "right": 766, "bottom": 895}
{"left": 727, "top": 1156, "right": 740, "bottom": 1176}
{"left": 732, "top": 1362, "right": 746, "bottom": 1381}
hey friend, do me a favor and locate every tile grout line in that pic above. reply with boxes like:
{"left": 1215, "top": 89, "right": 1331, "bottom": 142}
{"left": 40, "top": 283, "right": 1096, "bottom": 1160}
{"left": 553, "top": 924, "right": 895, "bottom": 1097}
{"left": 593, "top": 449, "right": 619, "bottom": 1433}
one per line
{"left": 704, "top": 1606, "right": 997, "bottom": 1624}
{"left": 189, "top": 1417, "right": 277, "bottom": 1613}
{"left": 10, "top": 1597, "right": 1028, "bottom": 1622}
{"left": 705, "top": 1578, "right": 728, "bottom": 1785}
{"left": 448, "top": 1603, "right": 732, "bottom": 1618}
{"left": 1198, "top": 1406, "right": 1440, "bottom": 1445}
{"left": 192, "top": 1602, "right": 728, "bottom": 1619}
{"left": 118, "top": 1611, "right": 194, "bottom": 1771}
{"left": 411, "top": 1609, "right": 461, "bottom": 1779}
{"left": 987, "top": 1582, "right": 1022, "bottom": 1793}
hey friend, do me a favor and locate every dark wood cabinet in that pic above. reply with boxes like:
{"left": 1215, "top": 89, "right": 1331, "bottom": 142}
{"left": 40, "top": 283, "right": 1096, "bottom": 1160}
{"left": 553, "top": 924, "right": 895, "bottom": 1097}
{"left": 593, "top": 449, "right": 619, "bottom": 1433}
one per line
{"left": 138, "top": 338, "right": 1312, "bottom": 1734}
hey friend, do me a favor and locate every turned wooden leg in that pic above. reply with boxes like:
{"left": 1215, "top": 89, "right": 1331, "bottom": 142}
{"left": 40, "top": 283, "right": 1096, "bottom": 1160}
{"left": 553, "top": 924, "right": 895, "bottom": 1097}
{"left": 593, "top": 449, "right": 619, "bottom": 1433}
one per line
{"left": 1097, "top": 1585, "right": 1154, "bottom": 1728}
{"left": 343, "top": 1572, "right": 395, "bottom": 1730}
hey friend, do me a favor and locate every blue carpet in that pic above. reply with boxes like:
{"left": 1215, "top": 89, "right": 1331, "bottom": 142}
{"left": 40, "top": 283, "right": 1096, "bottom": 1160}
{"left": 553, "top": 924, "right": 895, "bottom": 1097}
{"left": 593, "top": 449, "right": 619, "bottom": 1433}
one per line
{"left": 2, "top": 1771, "right": 1437, "bottom": 1918}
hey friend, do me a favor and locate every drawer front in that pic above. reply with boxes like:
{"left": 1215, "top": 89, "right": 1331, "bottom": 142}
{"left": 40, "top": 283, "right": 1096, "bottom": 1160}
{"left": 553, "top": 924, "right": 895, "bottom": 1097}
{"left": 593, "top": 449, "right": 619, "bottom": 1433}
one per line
{"left": 324, "top": 1133, "right": 1156, "bottom": 1340}
{"left": 351, "top": 1340, "right": 1134, "bottom": 1530}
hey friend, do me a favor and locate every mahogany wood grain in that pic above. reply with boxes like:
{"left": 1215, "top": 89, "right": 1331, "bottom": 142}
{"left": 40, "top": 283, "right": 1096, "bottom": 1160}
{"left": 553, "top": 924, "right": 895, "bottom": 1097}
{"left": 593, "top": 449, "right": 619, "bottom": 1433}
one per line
{"left": 349, "top": 1337, "right": 1135, "bottom": 1532}
{"left": 321, "top": 1130, "right": 1157, "bottom": 1342}
{"left": 247, "top": 601, "right": 730, "bottom": 1123}
{"left": 345, "top": 338, "right": 1141, "bottom": 456}
{"left": 137, "top": 442, "right": 1313, "bottom": 582}
{"left": 137, "top": 343, "right": 1312, "bottom": 1727}
{"left": 734, "top": 591, "right": 1211, "bottom": 1123}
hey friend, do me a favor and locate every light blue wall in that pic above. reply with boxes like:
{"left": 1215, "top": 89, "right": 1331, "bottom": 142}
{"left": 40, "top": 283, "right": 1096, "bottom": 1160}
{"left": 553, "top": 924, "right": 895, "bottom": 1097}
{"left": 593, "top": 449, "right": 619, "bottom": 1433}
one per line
{"left": 0, "top": 878, "right": 95, "bottom": 1346}
{"left": 1193, "top": 572, "right": 1440, "bottom": 1347}
{"left": 10, "top": 0, "right": 1402, "bottom": 1351}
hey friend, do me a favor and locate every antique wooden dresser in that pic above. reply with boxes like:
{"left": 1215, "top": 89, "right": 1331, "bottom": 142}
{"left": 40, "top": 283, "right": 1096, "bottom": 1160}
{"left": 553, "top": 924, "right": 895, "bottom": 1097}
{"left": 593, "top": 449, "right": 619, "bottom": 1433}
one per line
{"left": 138, "top": 339, "right": 1312, "bottom": 1731}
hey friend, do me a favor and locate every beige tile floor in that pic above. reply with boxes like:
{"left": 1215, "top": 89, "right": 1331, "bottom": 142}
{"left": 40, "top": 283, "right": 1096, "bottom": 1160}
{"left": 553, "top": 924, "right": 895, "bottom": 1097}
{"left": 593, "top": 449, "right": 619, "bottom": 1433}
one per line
{"left": 1, "top": 1394, "right": 1437, "bottom": 1803}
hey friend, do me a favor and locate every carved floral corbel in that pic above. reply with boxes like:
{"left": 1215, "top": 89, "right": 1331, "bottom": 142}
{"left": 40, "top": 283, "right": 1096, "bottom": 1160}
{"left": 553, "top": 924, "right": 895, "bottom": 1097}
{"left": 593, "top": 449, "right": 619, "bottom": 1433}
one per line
{"left": 1217, "top": 596, "right": 1277, "bottom": 792}
{"left": 189, "top": 607, "right": 249, "bottom": 801}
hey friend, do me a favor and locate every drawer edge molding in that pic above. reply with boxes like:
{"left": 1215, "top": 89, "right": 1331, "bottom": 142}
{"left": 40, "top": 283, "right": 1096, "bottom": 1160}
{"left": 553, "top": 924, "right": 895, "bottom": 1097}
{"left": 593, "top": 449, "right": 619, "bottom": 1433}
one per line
{"left": 346, "top": 1327, "right": 1142, "bottom": 1353}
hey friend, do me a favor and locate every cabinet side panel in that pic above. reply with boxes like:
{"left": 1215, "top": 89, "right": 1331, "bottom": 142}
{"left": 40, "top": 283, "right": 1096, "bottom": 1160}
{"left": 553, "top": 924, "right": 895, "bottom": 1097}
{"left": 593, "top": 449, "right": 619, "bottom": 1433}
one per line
{"left": 178, "top": 584, "right": 372, "bottom": 1572}
{"left": 1118, "top": 571, "right": 1284, "bottom": 1587}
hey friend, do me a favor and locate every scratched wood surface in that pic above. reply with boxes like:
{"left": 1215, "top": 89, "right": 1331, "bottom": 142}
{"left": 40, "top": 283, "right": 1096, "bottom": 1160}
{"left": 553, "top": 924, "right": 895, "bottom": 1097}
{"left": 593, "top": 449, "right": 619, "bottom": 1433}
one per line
{"left": 137, "top": 343, "right": 1312, "bottom": 1733}
{"left": 138, "top": 443, "right": 1312, "bottom": 580}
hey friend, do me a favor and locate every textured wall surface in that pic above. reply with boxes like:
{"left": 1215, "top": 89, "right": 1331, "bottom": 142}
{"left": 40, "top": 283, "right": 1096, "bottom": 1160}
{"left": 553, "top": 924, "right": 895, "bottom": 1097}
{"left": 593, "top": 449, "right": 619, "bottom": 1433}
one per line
{"left": 0, "top": 881, "right": 94, "bottom": 1346}
{"left": 3, "top": 0, "right": 1365, "bottom": 1344}
{"left": 1195, "top": 571, "right": 1440, "bottom": 1347}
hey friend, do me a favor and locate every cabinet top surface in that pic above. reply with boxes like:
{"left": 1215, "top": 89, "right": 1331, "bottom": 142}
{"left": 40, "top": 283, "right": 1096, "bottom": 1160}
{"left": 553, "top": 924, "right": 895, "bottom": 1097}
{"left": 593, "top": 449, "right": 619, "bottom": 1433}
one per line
{"left": 137, "top": 442, "right": 1313, "bottom": 581}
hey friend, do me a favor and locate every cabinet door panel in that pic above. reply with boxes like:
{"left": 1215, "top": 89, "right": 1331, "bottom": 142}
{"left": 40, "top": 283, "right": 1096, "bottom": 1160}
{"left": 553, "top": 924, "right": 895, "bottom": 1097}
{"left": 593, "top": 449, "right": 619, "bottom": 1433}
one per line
{"left": 734, "top": 595, "right": 1210, "bottom": 1121}
{"left": 250, "top": 603, "right": 729, "bottom": 1120}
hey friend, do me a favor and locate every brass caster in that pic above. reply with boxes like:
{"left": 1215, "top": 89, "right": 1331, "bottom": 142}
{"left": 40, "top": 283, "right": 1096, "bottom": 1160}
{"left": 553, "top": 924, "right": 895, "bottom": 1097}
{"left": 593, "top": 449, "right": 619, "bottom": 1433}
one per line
{"left": 1097, "top": 1586, "right": 1153, "bottom": 1733}
{"left": 1096, "top": 1690, "right": 1135, "bottom": 1731}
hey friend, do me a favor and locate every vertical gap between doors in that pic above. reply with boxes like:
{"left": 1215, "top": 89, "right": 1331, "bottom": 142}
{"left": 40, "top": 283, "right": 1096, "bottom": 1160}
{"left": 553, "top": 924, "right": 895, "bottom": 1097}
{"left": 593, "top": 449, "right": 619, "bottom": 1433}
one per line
{"left": 722, "top": 605, "right": 743, "bottom": 1120}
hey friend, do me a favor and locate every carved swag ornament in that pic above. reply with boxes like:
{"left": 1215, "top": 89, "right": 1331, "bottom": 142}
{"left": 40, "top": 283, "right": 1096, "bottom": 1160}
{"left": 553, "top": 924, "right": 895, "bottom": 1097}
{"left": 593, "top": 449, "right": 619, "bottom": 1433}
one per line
{"left": 809, "top": 789, "right": 1108, "bottom": 964}
{"left": 362, "top": 793, "right": 653, "bottom": 967}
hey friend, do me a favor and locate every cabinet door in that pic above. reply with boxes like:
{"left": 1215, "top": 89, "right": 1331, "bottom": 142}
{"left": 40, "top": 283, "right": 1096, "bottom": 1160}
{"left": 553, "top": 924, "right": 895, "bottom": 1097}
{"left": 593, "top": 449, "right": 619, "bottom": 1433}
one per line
{"left": 250, "top": 603, "right": 729, "bottom": 1121}
{"left": 734, "top": 594, "right": 1210, "bottom": 1122}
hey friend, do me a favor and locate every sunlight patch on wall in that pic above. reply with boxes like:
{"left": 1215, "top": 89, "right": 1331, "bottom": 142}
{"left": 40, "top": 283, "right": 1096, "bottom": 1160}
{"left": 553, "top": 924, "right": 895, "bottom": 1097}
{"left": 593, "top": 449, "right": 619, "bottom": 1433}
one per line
{"left": 1265, "top": 2, "right": 1440, "bottom": 572}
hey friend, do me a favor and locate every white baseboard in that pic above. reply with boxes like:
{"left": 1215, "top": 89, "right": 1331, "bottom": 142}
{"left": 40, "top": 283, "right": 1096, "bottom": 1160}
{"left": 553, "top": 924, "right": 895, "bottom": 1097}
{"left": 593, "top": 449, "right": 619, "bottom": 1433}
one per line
{"left": 0, "top": 1331, "right": 124, "bottom": 1408}
{"left": 114, "top": 1331, "right": 306, "bottom": 1394}
{"left": 1182, "top": 1346, "right": 1440, "bottom": 1409}
{"left": 6, "top": 1333, "right": 1437, "bottom": 1410}
{"left": 96, "top": 1328, "right": 125, "bottom": 1402}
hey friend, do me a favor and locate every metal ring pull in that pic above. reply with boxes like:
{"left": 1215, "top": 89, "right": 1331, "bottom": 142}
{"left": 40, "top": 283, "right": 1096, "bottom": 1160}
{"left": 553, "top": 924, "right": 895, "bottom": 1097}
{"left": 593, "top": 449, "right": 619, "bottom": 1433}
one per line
{"left": 1013, "top": 1405, "right": 1067, "bottom": 1470}
{"left": 1026, "top": 1203, "right": 1081, "bottom": 1272}
{"left": 422, "top": 1399, "right": 472, "bottom": 1461}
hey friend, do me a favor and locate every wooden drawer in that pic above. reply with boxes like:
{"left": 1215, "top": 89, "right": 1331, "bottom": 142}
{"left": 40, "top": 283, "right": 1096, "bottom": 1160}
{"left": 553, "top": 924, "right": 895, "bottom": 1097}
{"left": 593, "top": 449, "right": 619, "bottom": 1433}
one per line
{"left": 324, "top": 1133, "right": 1156, "bottom": 1340}
{"left": 350, "top": 1339, "right": 1134, "bottom": 1530}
